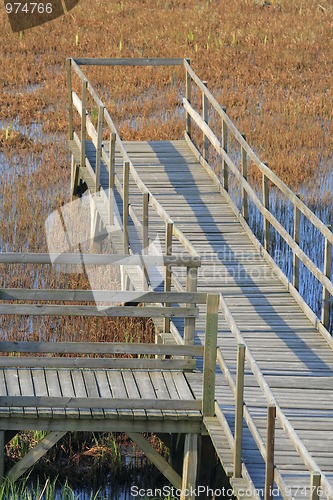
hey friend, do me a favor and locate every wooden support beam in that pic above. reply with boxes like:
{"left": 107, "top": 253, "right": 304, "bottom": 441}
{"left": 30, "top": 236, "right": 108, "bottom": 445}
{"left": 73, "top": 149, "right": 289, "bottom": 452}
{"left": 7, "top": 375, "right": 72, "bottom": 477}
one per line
{"left": 293, "top": 194, "right": 301, "bottom": 290}
{"left": 95, "top": 105, "right": 104, "bottom": 193}
{"left": 80, "top": 80, "right": 87, "bottom": 171}
{"left": 263, "top": 172, "right": 270, "bottom": 253}
{"left": 6, "top": 431, "right": 66, "bottom": 482}
{"left": 123, "top": 161, "right": 130, "bottom": 254}
{"left": 128, "top": 432, "right": 182, "bottom": 490}
{"left": 202, "top": 294, "right": 219, "bottom": 417}
{"left": 108, "top": 132, "right": 116, "bottom": 225}
{"left": 310, "top": 471, "right": 321, "bottom": 500}
{"left": 322, "top": 228, "right": 332, "bottom": 329}
{"left": 265, "top": 405, "right": 276, "bottom": 500}
{"left": 222, "top": 113, "right": 228, "bottom": 191}
{"left": 164, "top": 221, "right": 173, "bottom": 334}
{"left": 67, "top": 58, "right": 73, "bottom": 141}
{"left": 185, "top": 59, "right": 191, "bottom": 138}
{"left": 184, "top": 266, "right": 198, "bottom": 345}
{"left": 241, "top": 134, "right": 248, "bottom": 222}
{"left": 234, "top": 344, "right": 245, "bottom": 478}
{"left": 202, "top": 81, "right": 208, "bottom": 161}
{"left": 181, "top": 434, "right": 198, "bottom": 500}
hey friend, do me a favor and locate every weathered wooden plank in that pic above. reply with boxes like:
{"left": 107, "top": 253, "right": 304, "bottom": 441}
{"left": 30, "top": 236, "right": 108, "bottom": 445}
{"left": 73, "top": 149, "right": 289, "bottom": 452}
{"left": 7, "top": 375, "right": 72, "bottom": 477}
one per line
{"left": 57, "top": 370, "right": 80, "bottom": 419}
{"left": 0, "top": 304, "right": 199, "bottom": 318}
{"left": 0, "top": 396, "right": 202, "bottom": 411}
{"left": 73, "top": 57, "right": 184, "bottom": 66}
{"left": 0, "top": 358, "right": 197, "bottom": 370}
{"left": 15, "top": 369, "right": 36, "bottom": 419}
{"left": 0, "top": 341, "right": 203, "bottom": 356}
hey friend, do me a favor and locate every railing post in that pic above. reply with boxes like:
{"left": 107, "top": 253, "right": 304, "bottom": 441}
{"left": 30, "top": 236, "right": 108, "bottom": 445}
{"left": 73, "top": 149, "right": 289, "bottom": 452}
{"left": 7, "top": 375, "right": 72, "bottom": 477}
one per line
{"left": 241, "top": 134, "right": 248, "bottom": 222}
{"left": 265, "top": 404, "right": 276, "bottom": 500}
{"left": 184, "top": 265, "right": 198, "bottom": 345}
{"left": 108, "top": 132, "right": 116, "bottom": 225}
{"left": 164, "top": 221, "right": 173, "bottom": 334}
{"left": 222, "top": 112, "right": 228, "bottom": 191}
{"left": 142, "top": 191, "right": 149, "bottom": 291}
{"left": 262, "top": 171, "right": 270, "bottom": 253}
{"left": 234, "top": 343, "right": 245, "bottom": 478}
{"left": 95, "top": 105, "right": 104, "bottom": 193}
{"left": 202, "top": 81, "right": 208, "bottom": 161}
{"left": 67, "top": 58, "right": 73, "bottom": 141}
{"left": 80, "top": 80, "right": 88, "bottom": 170}
{"left": 123, "top": 161, "right": 130, "bottom": 254}
{"left": 322, "top": 226, "right": 332, "bottom": 329}
{"left": 310, "top": 471, "right": 321, "bottom": 500}
{"left": 293, "top": 194, "right": 301, "bottom": 290}
{"left": 185, "top": 58, "right": 191, "bottom": 138}
{"left": 202, "top": 294, "right": 219, "bottom": 417}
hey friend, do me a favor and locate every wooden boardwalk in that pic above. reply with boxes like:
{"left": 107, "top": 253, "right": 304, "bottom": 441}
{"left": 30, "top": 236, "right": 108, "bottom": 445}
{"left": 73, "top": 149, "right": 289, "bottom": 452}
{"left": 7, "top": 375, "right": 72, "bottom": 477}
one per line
{"left": 0, "top": 57, "right": 332, "bottom": 499}
{"left": 65, "top": 58, "right": 333, "bottom": 499}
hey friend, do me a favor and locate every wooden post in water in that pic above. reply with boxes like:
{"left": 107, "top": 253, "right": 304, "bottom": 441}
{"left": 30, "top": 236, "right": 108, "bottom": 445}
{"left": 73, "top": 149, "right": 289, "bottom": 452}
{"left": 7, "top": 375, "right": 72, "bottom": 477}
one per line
{"left": 202, "top": 81, "right": 208, "bottom": 161}
{"left": 164, "top": 221, "right": 173, "bottom": 334}
{"left": 222, "top": 112, "right": 228, "bottom": 191}
{"left": 95, "top": 105, "right": 104, "bottom": 193}
{"left": 265, "top": 405, "right": 276, "bottom": 500}
{"left": 310, "top": 471, "right": 321, "bottom": 500}
{"left": 123, "top": 161, "right": 130, "bottom": 254}
{"left": 262, "top": 171, "right": 270, "bottom": 253}
{"left": 202, "top": 294, "right": 219, "bottom": 417}
{"left": 293, "top": 194, "right": 301, "bottom": 290}
{"left": 108, "top": 132, "right": 116, "bottom": 225}
{"left": 185, "top": 58, "right": 191, "bottom": 139}
{"left": 233, "top": 344, "right": 245, "bottom": 478}
{"left": 67, "top": 58, "right": 73, "bottom": 141}
{"left": 322, "top": 226, "right": 332, "bottom": 330}
{"left": 241, "top": 134, "right": 248, "bottom": 222}
{"left": 81, "top": 80, "right": 88, "bottom": 172}
{"left": 181, "top": 434, "right": 198, "bottom": 500}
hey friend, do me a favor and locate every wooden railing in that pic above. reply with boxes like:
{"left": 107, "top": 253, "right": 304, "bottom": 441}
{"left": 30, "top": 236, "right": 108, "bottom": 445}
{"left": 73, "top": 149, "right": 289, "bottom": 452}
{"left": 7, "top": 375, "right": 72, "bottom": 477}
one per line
{"left": 183, "top": 59, "right": 333, "bottom": 336}
{"left": 0, "top": 252, "right": 219, "bottom": 414}
{"left": 212, "top": 293, "right": 333, "bottom": 500}
{"left": 67, "top": 57, "right": 200, "bottom": 344}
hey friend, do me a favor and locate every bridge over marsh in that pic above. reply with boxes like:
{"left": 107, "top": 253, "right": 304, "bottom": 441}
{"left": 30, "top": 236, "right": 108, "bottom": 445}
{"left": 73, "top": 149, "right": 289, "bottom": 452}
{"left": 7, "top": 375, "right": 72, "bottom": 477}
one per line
{"left": 0, "top": 58, "right": 332, "bottom": 500}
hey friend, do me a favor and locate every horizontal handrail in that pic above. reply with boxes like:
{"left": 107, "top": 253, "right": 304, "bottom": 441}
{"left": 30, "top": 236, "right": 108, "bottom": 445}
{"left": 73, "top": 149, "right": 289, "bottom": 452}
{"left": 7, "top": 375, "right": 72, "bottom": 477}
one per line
{"left": 0, "top": 253, "right": 200, "bottom": 266}
{"left": 0, "top": 290, "right": 207, "bottom": 303}
{"left": 218, "top": 293, "right": 333, "bottom": 500}
{"left": 0, "top": 341, "right": 204, "bottom": 356}
{"left": 73, "top": 57, "right": 184, "bottom": 66}
{"left": 0, "top": 396, "right": 201, "bottom": 411}
{"left": 0, "top": 304, "right": 198, "bottom": 318}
